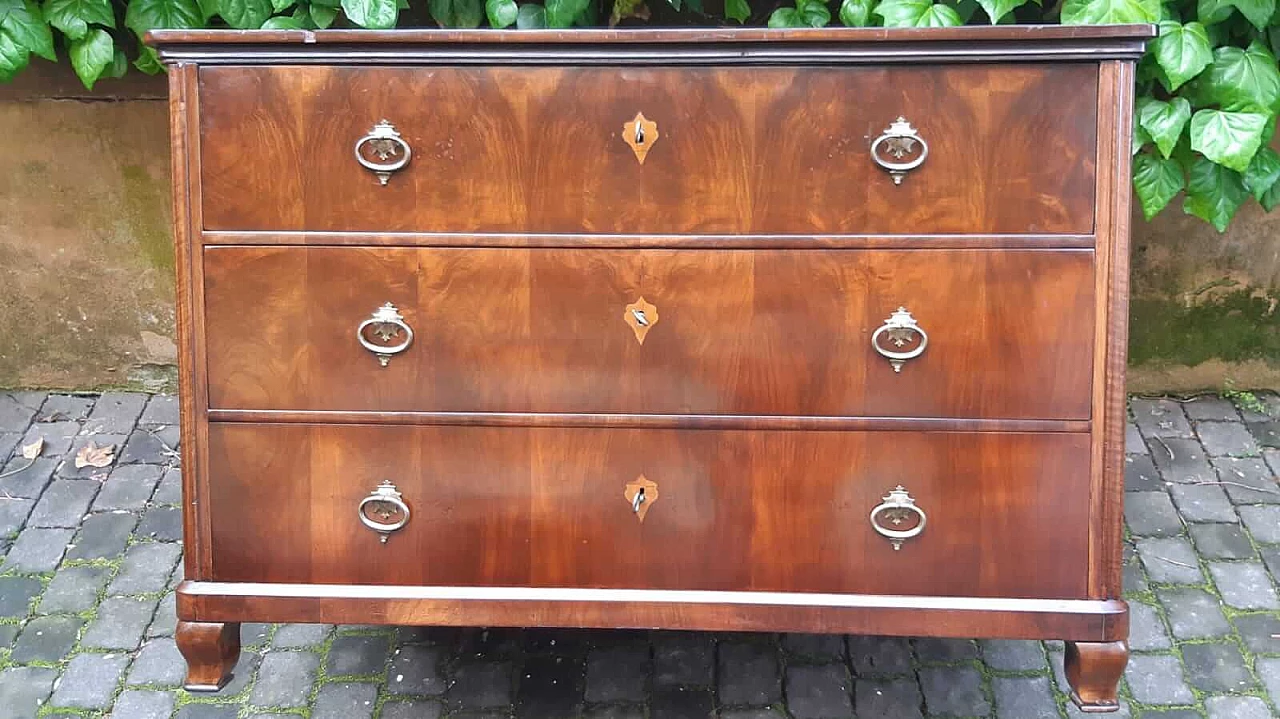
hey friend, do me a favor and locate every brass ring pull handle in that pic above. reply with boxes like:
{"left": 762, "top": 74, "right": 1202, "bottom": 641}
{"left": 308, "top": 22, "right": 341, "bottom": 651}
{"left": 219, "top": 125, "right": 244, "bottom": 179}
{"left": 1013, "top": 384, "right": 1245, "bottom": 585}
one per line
{"left": 357, "top": 302, "right": 414, "bottom": 367}
{"left": 355, "top": 120, "right": 412, "bottom": 185}
{"left": 358, "top": 480, "right": 410, "bottom": 544}
{"left": 869, "top": 485, "right": 927, "bottom": 550}
{"left": 870, "top": 117, "right": 928, "bottom": 185}
{"left": 871, "top": 306, "right": 928, "bottom": 373}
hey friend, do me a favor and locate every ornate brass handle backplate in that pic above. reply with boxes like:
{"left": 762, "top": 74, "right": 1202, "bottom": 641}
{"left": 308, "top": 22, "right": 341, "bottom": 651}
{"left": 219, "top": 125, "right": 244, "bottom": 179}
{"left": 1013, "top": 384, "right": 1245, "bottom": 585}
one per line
{"left": 355, "top": 120, "right": 412, "bottom": 185}
{"left": 870, "top": 117, "right": 928, "bottom": 185}
{"left": 869, "top": 485, "right": 926, "bottom": 550}
{"left": 871, "top": 306, "right": 928, "bottom": 373}
{"left": 359, "top": 480, "right": 411, "bottom": 544}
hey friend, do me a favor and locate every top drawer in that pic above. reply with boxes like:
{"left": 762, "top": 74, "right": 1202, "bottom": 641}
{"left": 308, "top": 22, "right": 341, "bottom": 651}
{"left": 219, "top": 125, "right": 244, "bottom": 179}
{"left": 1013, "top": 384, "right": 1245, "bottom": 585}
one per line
{"left": 197, "top": 64, "right": 1098, "bottom": 235}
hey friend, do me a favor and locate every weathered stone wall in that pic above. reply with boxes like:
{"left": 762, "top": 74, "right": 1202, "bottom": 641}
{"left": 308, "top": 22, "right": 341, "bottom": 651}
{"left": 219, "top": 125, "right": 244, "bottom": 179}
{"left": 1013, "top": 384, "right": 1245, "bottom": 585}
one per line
{"left": 0, "top": 62, "right": 1276, "bottom": 392}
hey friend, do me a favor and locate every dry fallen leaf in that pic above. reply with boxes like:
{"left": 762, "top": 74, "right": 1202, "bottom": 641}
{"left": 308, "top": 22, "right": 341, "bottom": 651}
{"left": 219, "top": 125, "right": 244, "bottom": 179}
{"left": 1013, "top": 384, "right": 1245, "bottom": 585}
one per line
{"left": 74, "top": 441, "right": 115, "bottom": 469}
{"left": 19, "top": 437, "right": 43, "bottom": 460}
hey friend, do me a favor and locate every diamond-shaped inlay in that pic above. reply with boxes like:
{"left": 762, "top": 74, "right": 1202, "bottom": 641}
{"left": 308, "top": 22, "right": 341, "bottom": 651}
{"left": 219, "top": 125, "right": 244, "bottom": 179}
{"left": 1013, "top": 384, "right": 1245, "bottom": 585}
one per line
{"left": 623, "top": 297, "right": 659, "bottom": 345}
{"left": 622, "top": 112, "right": 660, "bottom": 164}
{"left": 624, "top": 475, "right": 660, "bottom": 523}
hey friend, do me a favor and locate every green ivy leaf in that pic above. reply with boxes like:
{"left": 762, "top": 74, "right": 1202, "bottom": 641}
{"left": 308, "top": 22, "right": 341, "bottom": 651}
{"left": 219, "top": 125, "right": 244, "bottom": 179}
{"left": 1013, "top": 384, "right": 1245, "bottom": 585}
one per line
{"left": 545, "top": 0, "right": 587, "bottom": 26}
{"left": 1229, "top": 0, "right": 1273, "bottom": 29}
{"left": 838, "top": 0, "right": 871, "bottom": 23}
{"left": 43, "top": 0, "right": 113, "bottom": 41}
{"left": 1197, "top": 0, "right": 1233, "bottom": 23}
{"left": 1060, "top": 0, "right": 1157, "bottom": 24}
{"left": 1242, "top": 146, "right": 1280, "bottom": 200}
{"left": 125, "top": 0, "right": 201, "bottom": 33}
{"left": 344, "top": 0, "right": 397, "bottom": 27}
{"left": 106, "top": 47, "right": 126, "bottom": 77}
{"left": 270, "top": 0, "right": 293, "bottom": 10}
{"left": 0, "top": 27, "right": 29, "bottom": 81}
{"left": 1138, "top": 96, "right": 1192, "bottom": 159}
{"left": 485, "top": 0, "right": 516, "bottom": 25}
{"left": 1151, "top": 21, "right": 1213, "bottom": 91}
{"left": 261, "top": 12, "right": 302, "bottom": 24}
{"left": 310, "top": 3, "right": 336, "bottom": 25}
{"left": 219, "top": 0, "right": 272, "bottom": 28}
{"left": 875, "top": 0, "right": 962, "bottom": 26}
{"left": 515, "top": 2, "right": 543, "bottom": 25}
{"left": 723, "top": 0, "right": 748, "bottom": 20}
{"left": 1134, "top": 120, "right": 1152, "bottom": 155}
{"left": 133, "top": 44, "right": 162, "bottom": 73}
{"left": 1133, "top": 153, "right": 1185, "bottom": 219}
{"left": 1184, "top": 155, "right": 1249, "bottom": 231}
{"left": 68, "top": 26, "right": 111, "bottom": 89}
{"left": 797, "top": 0, "right": 830, "bottom": 25}
{"left": 975, "top": 0, "right": 1026, "bottom": 22}
{"left": 1190, "top": 109, "right": 1268, "bottom": 172}
{"left": 1198, "top": 42, "right": 1280, "bottom": 113}
{"left": 1262, "top": 174, "right": 1280, "bottom": 210}
{"left": 768, "top": 6, "right": 798, "bottom": 24}
{"left": 0, "top": 0, "right": 55, "bottom": 61}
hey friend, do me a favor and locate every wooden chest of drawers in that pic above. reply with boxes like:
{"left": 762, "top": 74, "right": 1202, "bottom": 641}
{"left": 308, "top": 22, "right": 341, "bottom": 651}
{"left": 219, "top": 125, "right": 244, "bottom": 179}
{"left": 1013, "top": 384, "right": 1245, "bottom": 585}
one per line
{"left": 150, "top": 25, "right": 1153, "bottom": 712}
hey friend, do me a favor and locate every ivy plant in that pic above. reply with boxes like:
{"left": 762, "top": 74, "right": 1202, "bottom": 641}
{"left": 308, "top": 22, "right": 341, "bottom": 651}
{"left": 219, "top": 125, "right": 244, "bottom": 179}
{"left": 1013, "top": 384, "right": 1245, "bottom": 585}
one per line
{"left": 2, "top": 0, "right": 1278, "bottom": 230}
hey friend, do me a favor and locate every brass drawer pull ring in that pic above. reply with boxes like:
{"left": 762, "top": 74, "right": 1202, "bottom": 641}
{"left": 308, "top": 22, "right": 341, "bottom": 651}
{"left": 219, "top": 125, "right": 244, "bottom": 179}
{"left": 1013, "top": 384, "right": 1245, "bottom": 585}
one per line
{"left": 869, "top": 485, "right": 927, "bottom": 550}
{"left": 355, "top": 120, "right": 412, "bottom": 185}
{"left": 357, "top": 302, "right": 414, "bottom": 367}
{"left": 871, "top": 306, "right": 928, "bottom": 373}
{"left": 358, "top": 480, "right": 410, "bottom": 544}
{"left": 871, "top": 117, "right": 928, "bottom": 185}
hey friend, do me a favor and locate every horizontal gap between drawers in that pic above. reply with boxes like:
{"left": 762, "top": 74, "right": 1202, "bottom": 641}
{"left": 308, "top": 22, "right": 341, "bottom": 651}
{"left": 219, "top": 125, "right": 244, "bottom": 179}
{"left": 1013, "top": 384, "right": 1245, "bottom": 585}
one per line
{"left": 207, "top": 409, "right": 1090, "bottom": 432}
{"left": 200, "top": 231, "right": 1097, "bottom": 250}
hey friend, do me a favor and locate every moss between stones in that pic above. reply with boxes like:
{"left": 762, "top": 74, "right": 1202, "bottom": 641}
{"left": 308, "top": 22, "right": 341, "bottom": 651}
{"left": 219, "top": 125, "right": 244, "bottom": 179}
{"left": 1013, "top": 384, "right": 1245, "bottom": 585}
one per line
{"left": 1129, "top": 290, "right": 1280, "bottom": 367}
{"left": 119, "top": 164, "right": 173, "bottom": 274}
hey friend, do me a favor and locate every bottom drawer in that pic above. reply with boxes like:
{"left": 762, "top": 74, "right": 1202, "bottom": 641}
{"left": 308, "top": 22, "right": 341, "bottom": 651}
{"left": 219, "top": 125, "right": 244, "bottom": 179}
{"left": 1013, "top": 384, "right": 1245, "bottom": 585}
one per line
{"left": 205, "top": 423, "right": 1092, "bottom": 599}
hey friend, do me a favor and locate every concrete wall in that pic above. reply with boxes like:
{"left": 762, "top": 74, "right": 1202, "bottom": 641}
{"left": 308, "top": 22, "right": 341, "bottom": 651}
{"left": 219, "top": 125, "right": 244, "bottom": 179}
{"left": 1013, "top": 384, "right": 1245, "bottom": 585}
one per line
{"left": 0, "top": 62, "right": 1276, "bottom": 392}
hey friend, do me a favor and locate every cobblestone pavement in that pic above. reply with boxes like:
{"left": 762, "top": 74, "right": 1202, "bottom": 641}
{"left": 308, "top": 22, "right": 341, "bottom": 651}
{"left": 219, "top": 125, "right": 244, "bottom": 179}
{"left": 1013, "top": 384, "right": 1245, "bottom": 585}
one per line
{"left": 0, "top": 391, "right": 1278, "bottom": 718}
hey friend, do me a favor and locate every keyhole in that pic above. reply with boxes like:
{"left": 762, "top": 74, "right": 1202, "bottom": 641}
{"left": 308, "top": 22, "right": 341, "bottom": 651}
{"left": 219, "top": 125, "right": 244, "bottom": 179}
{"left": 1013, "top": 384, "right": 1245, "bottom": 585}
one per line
{"left": 635, "top": 124, "right": 645, "bottom": 145}
{"left": 633, "top": 487, "right": 646, "bottom": 513}
{"left": 632, "top": 309, "right": 649, "bottom": 327}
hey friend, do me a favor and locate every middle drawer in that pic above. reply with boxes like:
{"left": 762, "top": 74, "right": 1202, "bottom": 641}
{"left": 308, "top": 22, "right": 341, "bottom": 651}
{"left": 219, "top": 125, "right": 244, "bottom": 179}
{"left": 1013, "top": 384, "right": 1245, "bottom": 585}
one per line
{"left": 203, "top": 246, "right": 1094, "bottom": 419}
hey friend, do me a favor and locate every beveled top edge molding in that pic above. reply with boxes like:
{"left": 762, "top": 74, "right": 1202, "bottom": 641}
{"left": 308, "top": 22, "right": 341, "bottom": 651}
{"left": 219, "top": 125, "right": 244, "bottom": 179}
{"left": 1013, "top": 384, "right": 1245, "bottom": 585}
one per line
{"left": 147, "top": 25, "right": 1155, "bottom": 64}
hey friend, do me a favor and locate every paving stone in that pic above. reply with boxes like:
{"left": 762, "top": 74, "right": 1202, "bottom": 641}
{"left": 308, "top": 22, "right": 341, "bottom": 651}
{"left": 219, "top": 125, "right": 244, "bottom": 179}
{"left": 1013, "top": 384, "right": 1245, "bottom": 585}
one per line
{"left": 1189, "top": 522, "right": 1257, "bottom": 559}
{"left": 913, "top": 637, "right": 978, "bottom": 663}
{"left": 1257, "top": 658, "right": 1280, "bottom": 712}
{"left": 0, "top": 433, "right": 18, "bottom": 465}
{"left": 388, "top": 644, "right": 447, "bottom": 695}
{"left": 1233, "top": 612, "right": 1280, "bottom": 653}
{"left": 0, "top": 623, "right": 19, "bottom": 648}
{"left": 585, "top": 707, "right": 649, "bottom": 719}
{"left": 1196, "top": 420, "right": 1260, "bottom": 456}
{"left": 48, "top": 652, "right": 129, "bottom": 710}
{"left": 175, "top": 704, "right": 241, "bottom": 719}
{"left": 1240, "top": 505, "right": 1280, "bottom": 543}
{"left": 449, "top": 661, "right": 513, "bottom": 710}
{"left": 65, "top": 511, "right": 137, "bottom": 560}
{"left": 1168, "top": 483, "right": 1238, "bottom": 523}
{"left": 38, "top": 395, "right": 94, "bottom": 423}
{"left": 140, "top": 395, "right": 179, "bottom": 425}
{"left": 654, "top": 632, "right": 715, "bottom": 687}
{"left": 784, "top": 664, "right": 852, "bottom": 719}
{"left": 1132, "top": 399, "right": 1193, "bottom": 438}
{"left": 128, "top": 637, "right": 186, "bottom": 686}
{"left": 847, "top": 635, "right": 914, "bottom": 677}
{"left": 1252, "top": 420, "right": 1280, "bottom": 449}
{"left": 0, "top": 392, "right": 40, "bottom": 433}
{"left": 516, "top": 654, "right": 584, "bottom": 718}
{"left": 135, "top": 506, "right": 182, "bottom": 541}
{"left": 120, "top": 427, "right": 180, "bottom": 465}
{"left": 1128, "top": 601, "right": 1172, "bottom": 650}
{"left": 853, "top": 678, "right": 922, "bottom": 719}
{"left": 313, "top": 681, "right": 378, "bottom": 719}
{"left": 587, "top": 644, "right": 650, "bottom": 703}
{"left": 455, "top": 626, "right": 524, "bottom": 657}
{"left": 55, "top": 433, "right": 128, "bottom": 479}
{"left": 991, "top": 676, "right": 1057, "bottom": 719}
{"left": 918, "top": 665, "right": 990, "bottom": 717}
{"left": 2, "top": 526, "right": 74, "bottom": 572}
{"left": 1122, "top": 654, "right": 1194, "bottom": 705}
{"left": 651, "top": 688, "right": 715, "bottom": 719}
{"left": 380, "top": 699, "right": 446, "bottom": 719}
{"left": 9, "top": 614, "right": 83, "bottom": 662}
{"left": 1268, "top": 448, "right": 1280, "bottom": 475}
{"left": 28, "top": 479, "right": 99, "bottom": 528}
{"left": 978, "top": 639, "right": 1045, "bottom": 671}
{"left": 783, "top": 633, "right": 845, "bottom": 661}
{"left": 200, "top": 649, "right": 260, "bottom": 699}
{"left": 147, "top": 592, "right": 177, "bottom": 637}
{"left": 1205, "top": 696, "right": 1273, "bottom": 719}
{"left": 1126, "top": 422, "right": 1147, "bottom": 454}
{"left": 108, "top": 541, "right": 182, "bottom": 596}
{"left": 1209, "top": 561, "right": 1280, "bottom": 608}
{"left": 1124, "top": 455, "right": 1163, "bottom": 492}
{"left": 271, "top": 623, "right": 332, "bottom": 648}
{"left": 1064, "top": 700, "right": 1133, "bottom": 719}
{"left": 0, "top": 497, "right": 33, "bottom": 538}
{"left": 1180, "top": 641, "right": 1256, "bottom": 692}
{"left": 0, "top": 666, "right": 58, "bottom": 719}
{"left": 250, "top": 651, "right": 320, "bottom": 708}
{"left": 1212, "top": 457, "right": 1280, "bottom": 504}
{"left": 241, "top": 622, "right": 272, "bottom": 647}
{"left": 1184, "top": 396, "right": 1241, "bottom": 421}
{"left": 1124, "top": 492, "right": 1183, "bottom": 537}
{"left": 81, "top": 595, "right": 159, "bottom": 650}
{"left": 22, "top": 421, "right": 80, "bottom": 457}
{"left": 84, "top": 392, "right": 146, "bottom": 435}
{"left": 1157, "top": 586, "right": 1232, "bottom": 639}
{"left": 93, "top": 464, "right": 164, "bottom": 511}
{"left": 153, "top": 467, "right": 182, "bottom": 505}
{"left": 326, "top": 632, "right": 391, "bottom": 677}
{"left": 717, "top": 641, "right": 780, "bottom": 705}
{"left": 1138, "top": 711, "right": 1206, "bottom": 719}
{"left": 1136, "top": 537, "right": 1204, "bottom": 584}
{"left": 1123, "top": 548, "right": 1150, "bottom": 594}
{"left": 0, "top": 576, "right": 42, "bottom": 618}
{"left": 0, "top": 457, "right": 56, "bottom": 498}
{"left": 109, "top": 689, "right": 176, "bottom": 719}
{"left": 1149, "top": 438, "right": 1216, "bottom": 483}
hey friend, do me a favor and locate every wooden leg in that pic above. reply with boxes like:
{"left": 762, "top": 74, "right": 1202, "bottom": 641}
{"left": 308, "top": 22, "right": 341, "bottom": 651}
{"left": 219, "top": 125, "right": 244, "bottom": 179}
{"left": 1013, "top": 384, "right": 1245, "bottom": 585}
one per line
{"left": 175, "top": 621, "right": 241, "bottom": 691}
{"left": 1065, "top": 640, "right": 1128, "bottom": 713}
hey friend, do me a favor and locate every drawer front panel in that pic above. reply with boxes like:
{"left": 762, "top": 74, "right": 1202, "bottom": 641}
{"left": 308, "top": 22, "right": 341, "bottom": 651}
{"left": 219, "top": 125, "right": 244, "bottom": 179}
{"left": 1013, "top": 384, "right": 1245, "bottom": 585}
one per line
{"left": 198, "top": 64, "right": 1097, "bottom": 234}
{"left": 206, "top": 423, "right": 1092, "bottom": 599}
{"left": 203, "top": 246, "right": 1095, "bottom": 419}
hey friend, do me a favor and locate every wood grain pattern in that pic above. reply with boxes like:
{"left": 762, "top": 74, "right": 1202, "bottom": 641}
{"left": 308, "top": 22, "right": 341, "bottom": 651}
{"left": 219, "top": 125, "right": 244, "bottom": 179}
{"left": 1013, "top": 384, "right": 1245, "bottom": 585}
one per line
{"left": 198, "top": 65, "right": 1098, "bottom": 234}
{"left": 205, "top": 422, "right": 1092, "bottom": 599}
{"left": 203, "top": 246, "right": 1095, "bottom": 418}
{"left": 1065, "top": 640, "right": 1129, "bottom": 711}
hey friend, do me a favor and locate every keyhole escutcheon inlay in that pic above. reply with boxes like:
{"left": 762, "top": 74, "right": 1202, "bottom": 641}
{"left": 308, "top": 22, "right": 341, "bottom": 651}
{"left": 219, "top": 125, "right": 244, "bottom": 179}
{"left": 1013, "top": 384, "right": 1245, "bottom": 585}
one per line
{"left": 623, "top": 297, "right": 659, "bottom": 345}
{"left": 622, "top": 112, "right": 659, "bottom": 164}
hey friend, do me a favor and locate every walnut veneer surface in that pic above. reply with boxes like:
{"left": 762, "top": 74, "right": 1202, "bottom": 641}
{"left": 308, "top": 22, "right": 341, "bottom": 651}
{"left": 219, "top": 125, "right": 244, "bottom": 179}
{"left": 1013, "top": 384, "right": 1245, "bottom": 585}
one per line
{"left": 149, "top": 25, "right": 1153, "bottom": 711}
